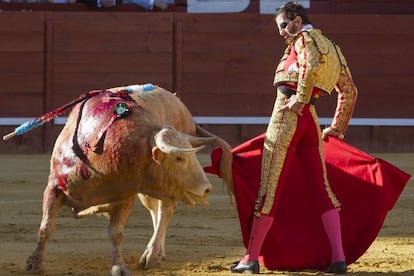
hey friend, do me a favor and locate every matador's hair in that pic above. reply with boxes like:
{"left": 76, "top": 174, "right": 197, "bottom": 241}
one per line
{"left": 275, "top": 1, "right": 312, "bottom": 25}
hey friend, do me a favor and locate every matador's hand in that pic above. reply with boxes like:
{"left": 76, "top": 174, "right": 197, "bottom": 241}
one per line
{"left": 321, "top": 126, "right": 345, "bottom": 141}
{"left": 277, "top": 94, "right": 305, "bottom": 116}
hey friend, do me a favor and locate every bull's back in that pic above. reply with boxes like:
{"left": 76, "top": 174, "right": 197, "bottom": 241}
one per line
{"left": 130, "top": 87, "right": 196, "bottom": 135}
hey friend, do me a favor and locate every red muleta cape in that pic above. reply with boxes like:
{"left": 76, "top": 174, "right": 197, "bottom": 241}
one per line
{"left": 204, "top": 134, "right": 411, "bottom": 271}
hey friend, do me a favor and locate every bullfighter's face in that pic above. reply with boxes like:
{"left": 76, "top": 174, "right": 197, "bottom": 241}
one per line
{"left": 275, "top": 13, "right": 301, "bottom": 40}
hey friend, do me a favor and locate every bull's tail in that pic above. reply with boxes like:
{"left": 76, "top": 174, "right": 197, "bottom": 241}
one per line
{"left": 195, "top": 124, "right": 234, "bottom": 199}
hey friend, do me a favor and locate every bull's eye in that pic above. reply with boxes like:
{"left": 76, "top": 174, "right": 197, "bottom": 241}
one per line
{"left": 175, "top": 156, "right": 185, "bottom": 162}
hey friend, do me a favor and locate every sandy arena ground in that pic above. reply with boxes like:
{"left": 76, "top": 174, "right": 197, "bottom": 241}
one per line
{"left": 0, "top": 153, "right": 413, "bottom": 275}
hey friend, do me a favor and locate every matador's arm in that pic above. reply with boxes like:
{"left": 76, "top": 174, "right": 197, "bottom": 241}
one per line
{"left": 330, "top": 66, "right": 358, "bottom": 134}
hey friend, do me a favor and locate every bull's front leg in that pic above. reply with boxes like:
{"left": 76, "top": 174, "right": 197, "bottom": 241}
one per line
{"left": 26, "top": 184, "right": 64, "bottom": 273}
{"left": 108, "top": 196, "right": 135, "bottom": 276}
{"left": 138, "top": 194, "right": 176, "bottom": 269}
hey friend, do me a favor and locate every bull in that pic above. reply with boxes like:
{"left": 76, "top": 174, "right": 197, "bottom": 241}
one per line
{"left": 24, "top": 84, "right": 233, "bottom": 276}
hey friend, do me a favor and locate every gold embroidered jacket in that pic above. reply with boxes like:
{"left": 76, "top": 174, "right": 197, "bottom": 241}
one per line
{"left": 274, "top": 28, "right": 357, "bottom": 133}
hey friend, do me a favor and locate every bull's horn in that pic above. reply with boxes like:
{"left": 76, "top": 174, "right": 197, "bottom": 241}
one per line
{"left": 155, "top": 127, "right": 204, "bottom": 154}
{"left": 183, "top": 134, "right": 216, "bottom": 146}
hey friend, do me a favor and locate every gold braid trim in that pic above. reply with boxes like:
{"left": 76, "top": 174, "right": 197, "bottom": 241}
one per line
{"left": 310, "top": 106, "right": 341, "bottom": 209}
{"left": 257, "top": 91, "right": 297, "bottom": 215}
{"left": 331, "top": 67, "right": 358, "bottom": 133}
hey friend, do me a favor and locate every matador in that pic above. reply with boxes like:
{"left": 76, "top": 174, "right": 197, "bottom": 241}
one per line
{"left": 231, "top": 1, "right": 358, "bottom": 274}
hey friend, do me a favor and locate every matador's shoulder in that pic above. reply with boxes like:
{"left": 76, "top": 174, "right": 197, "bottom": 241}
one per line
{"left": 294, "top": 29, "right": 331, "bottom": 55}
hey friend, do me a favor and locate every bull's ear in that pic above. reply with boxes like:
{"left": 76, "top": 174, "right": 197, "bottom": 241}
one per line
{"left": 151, "top": 146, "right": 161, "bottom": 164}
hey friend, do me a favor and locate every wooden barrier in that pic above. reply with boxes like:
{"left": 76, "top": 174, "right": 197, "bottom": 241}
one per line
{"left": 0, "top": 9, "right": 413, "bottom": 153}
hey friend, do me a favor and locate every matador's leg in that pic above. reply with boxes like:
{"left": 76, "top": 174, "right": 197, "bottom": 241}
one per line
{"left": 236, "top": 90, "right": 300, "bottom": 269}
{"left": 257, "top": 90, "right": 298, "bottom": 216}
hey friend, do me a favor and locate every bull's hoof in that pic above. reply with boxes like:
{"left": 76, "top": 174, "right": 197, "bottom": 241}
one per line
{"left": 138, "top": 250, "right": 162, "bottom": 270}
{"left": 72, "top": 208, "right": 81, "bottom": 218}
{"left": 139, "top": 258, "right": 162, "bottom": 270}
{"left": 111, "top": 264, "right": 131, "bottom": 276}
{"left": 25, "top": 255, "right": 43, "bottom": 273}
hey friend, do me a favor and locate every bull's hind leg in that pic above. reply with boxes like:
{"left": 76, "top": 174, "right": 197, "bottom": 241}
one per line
{"left": 26, "top": 184, "right": 64, "bottom": 273}
{"left": 73, "top": 200, "right": 126, "bottom": 218}
{"left": 108, "top": 196, "right": 135, "bottom": 276}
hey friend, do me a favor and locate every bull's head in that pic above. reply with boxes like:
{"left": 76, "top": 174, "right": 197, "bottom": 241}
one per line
{"left": 150, "top": 126, "right": 212, "bottom": 206}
